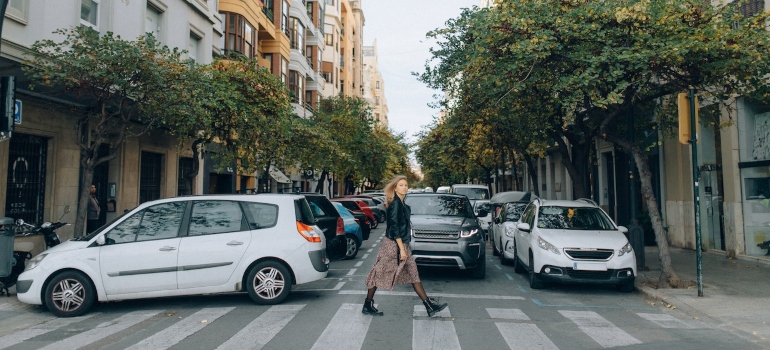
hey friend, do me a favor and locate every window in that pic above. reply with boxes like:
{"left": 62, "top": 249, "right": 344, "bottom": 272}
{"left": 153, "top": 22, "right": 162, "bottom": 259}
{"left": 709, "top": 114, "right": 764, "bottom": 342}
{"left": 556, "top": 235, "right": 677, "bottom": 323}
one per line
{"left": 375, "top": 96, "right": 380, "bottom": 105}
{"left": 376, "top": 81, "right": 380, "bottom": 89}
{"left": 739, "top": 0, "right": 765, "bottom": 17}
{"left": 222, "top": 13, "right": 255, "bottom": 58}
{"left": 242, "top": 202, "right": 279, "bottom": 229}
{"left": 263, "top": 0, "right": 274, "bottom": 22}
{"left": 188, "top": 33, "right": 201, "bottom": 63}
{"left": 80, "top": 0, "right": 99, "bottom": 27}
{"left": 325, "top": 33, "right": 333, "bottom": 46}
{"left": 282, "top": 0, "right": 290, "bottom": 36}
{"left": 6, "top": 0, "right": 28, "bottom": 23}
{"left": 308, "top": 202, "right": 328, "bottom": 217}
{"left": 146, "top": 5, "right": 161, "bottom": 40}
{"left": 189, "top": 201, "right": 244, "bottom": 236}
{"left": 290, "top": 18, "right": 305, "bottom": 54}
{"left": 105, "top": 202, "right": 185, "bottom": 244}
{"left": 281, "top": 56, "right": 289, "bottom": 84}
{"left": 289, "top": 71, "right": 305, "bottom": 104}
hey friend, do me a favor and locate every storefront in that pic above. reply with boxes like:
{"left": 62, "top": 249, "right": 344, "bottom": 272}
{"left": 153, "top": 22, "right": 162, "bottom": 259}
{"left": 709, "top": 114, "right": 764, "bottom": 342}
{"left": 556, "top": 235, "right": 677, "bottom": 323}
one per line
{"left": 738, "top": 98, "right": 770, "bottom": 257}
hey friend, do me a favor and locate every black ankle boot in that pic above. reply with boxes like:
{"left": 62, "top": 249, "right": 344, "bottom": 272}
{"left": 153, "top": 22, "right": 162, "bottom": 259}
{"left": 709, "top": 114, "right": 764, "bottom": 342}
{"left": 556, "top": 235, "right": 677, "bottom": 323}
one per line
{"left": 423, "top": 297, "right": 448, "bottom": 317}
{"left": 362, "top": 298, "right": 383, "bottom": 316}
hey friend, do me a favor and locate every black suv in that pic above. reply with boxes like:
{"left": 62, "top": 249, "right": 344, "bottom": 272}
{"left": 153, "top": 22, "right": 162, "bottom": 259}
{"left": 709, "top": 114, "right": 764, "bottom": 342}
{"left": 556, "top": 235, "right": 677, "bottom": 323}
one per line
{"left": 294, "top": 192, "right": 347, "bottom": 260}
{"left": 405, "top": 193, "right": 488, "bottom": 278}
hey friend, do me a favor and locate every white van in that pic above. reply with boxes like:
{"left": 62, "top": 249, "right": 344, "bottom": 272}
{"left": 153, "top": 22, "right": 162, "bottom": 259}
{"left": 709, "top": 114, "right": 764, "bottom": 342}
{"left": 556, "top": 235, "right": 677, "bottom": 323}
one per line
{"left": 451, "top": 184, "right": 490, "bottom": 206}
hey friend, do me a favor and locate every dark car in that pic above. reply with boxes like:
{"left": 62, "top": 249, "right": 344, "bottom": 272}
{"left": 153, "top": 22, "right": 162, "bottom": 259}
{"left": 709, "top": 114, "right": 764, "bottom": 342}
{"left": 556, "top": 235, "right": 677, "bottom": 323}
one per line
{"left": 347, "top": 209, "right": 371, "bottom": 241}
{"left": 331, "top": 199, "right": 377, "bottom": 229}
{"left": 297, "top": 192, "right": 347, "bottom": 260}
{"left": 346, "top": 196, "right": 384, "bottom": 224}
{"left": 405, "top": 193, "right": 488, "bottom": 279}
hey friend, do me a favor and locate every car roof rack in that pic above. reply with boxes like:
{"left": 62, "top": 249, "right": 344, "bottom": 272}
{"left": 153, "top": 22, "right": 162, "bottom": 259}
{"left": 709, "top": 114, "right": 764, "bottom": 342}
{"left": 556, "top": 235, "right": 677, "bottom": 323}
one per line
{"left": 575, "top": 198, "right": 598, "bottom": 207}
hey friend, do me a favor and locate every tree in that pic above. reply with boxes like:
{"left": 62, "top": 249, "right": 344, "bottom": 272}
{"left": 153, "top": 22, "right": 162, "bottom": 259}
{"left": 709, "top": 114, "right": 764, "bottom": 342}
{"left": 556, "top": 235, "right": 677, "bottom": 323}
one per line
{"left": 25, "top": 26, "right": 198, "bottom": 236}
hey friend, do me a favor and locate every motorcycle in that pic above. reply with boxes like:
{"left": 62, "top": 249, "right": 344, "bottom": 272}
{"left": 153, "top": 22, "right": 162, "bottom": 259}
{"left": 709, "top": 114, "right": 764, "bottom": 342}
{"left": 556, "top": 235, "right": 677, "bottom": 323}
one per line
{"left": 0, "top": 206, "right": 70, "bottom": 296}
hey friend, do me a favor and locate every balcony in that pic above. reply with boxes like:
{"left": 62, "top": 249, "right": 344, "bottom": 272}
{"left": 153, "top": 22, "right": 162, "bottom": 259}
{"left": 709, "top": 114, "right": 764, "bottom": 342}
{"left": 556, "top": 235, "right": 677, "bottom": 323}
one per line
{"left": 263, "top": 7, "right": 274, "bottom": 22}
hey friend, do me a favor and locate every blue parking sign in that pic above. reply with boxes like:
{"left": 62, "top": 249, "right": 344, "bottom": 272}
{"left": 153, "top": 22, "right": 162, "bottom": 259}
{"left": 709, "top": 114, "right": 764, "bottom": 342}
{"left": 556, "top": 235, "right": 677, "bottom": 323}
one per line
{"left": 14, "top": 100, "right": 21, "bottom": 124}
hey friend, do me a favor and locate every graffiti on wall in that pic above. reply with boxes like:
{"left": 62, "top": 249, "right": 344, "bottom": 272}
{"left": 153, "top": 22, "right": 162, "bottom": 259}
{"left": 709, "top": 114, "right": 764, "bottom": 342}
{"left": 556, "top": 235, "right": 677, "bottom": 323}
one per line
{"left": 753, "top": 111, "right": 770, "bottom": 160}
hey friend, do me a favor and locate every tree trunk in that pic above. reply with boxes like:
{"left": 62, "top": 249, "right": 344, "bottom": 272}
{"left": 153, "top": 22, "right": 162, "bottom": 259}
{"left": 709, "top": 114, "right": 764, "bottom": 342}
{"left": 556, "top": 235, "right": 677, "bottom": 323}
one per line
{"left": 315, "top": 170, "right": 328, "bottom": 193}
{"left": 523, "top": 153, "right": 539, "bottom": 197}
{"left": 551, "top": 132, "right": 589, "bottom": 199}
{"left": 74, "top": 161, "right": 95, "bottom": 237}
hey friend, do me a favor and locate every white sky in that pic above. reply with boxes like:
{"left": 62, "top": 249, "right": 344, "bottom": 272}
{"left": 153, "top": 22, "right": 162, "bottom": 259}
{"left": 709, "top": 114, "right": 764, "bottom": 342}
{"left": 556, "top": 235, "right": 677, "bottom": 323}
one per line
{"left": 361, "top": 0, "right": 480, "bottom": 143}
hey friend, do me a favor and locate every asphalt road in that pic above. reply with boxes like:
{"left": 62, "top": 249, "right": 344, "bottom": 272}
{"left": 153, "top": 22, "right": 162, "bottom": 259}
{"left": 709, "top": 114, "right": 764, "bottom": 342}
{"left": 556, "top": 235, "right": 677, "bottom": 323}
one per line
{"left": 0, "top": 226, "right": 761, "bottom": 349}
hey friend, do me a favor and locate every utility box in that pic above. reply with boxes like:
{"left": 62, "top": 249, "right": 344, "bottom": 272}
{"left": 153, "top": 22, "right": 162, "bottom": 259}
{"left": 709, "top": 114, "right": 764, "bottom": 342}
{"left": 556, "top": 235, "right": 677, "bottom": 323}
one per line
{"left": 0, "top": 218, "right": 15, "bottom": 278}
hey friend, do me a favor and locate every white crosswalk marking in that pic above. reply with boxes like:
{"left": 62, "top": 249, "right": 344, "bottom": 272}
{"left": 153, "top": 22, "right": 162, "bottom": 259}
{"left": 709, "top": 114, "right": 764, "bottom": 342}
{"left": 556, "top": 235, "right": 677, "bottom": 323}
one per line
{"left": 0, "top": 313, "right": 97, "bottom": 349}
{"left": 412, "top": 305, "right": 460, "bottom": 350}
{"left": 559, "top": 310, "right": 642, "bottom": 348}
{"left": 37, "top": 310, "right": 161, "bottom": 350}
{"left": 125, "top": 307, "right": 234, "bottom": 350}
{"left": 216, "top": 304, "right": 304, "bottom": 350}
{"left": 486, "top": 308, "right": 530, "bottom": 320}
{"left": 636, "top": 313, "right": 700, "bottom": 329}
{"left": 496, "top": 323, "right": 560, "bottom": 350}
{"left": 310, "top": 303, "right": 372, "bottom": 350}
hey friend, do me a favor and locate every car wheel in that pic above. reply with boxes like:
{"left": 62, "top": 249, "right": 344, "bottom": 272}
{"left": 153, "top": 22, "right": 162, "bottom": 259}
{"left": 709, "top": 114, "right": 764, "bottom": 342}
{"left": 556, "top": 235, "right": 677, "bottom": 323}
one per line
{"left": 492, "top": 236, "right": 500, "bottom": 256}
{"left": 44, "top": 271, "right": 96, "bottom": 318}
{"left": 343, "top": 234, "right": 359, "bottom": 260}
{"left": 246, "top": 261, "right": 293, "bottom": 305}
{"left": 378, "top": 215, "right": 385, "bottom": 223}
{"left": 513, "top": 240, "right": 526, "bottom": 274}
{"left": 470, "top": 258, "right": 486, "bottom": 279}
{"left": 617, "top": 279, "right": 635, "bottom": 293}
{"left": 371, "top": 219, "right": 378, "bottom": 229}
{"left": 528, "top": 253, "right": 545, "bottom": 289}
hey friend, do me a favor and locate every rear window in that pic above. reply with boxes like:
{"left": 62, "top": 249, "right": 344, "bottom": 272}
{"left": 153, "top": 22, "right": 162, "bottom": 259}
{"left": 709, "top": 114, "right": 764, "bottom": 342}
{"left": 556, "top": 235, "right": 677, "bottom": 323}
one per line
{"left": 242, "top": 202, "right": 279, "bottom": 229}
{"left": 453, "top": 187, "right": 489, "bottom": 200}
{"left": 294, "top": 198, "right": 316, "bottom": 226}
{"left": 474, "top": 202, "right": 491, "bottom": 214}
{"left": 537, "top": 206, "right": 615, "bottom": 230}
{"left": 406, "top": 196, "right": 474, "bottom": 218}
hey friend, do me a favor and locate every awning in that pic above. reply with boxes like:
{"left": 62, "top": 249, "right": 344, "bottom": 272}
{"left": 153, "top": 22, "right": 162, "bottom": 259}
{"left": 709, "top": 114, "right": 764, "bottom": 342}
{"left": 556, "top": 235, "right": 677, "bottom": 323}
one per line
{"left": 269, "top": 165, "right": 291, "bottom": 184}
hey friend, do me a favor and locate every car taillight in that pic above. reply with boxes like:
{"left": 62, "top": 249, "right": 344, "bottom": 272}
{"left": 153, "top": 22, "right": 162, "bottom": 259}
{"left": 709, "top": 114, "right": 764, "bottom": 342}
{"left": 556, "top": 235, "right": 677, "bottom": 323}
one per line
{"left": 297, "top": 221, "right": 321, "bottom": 242}
{"left": 336, "top": 218, "right": 345, "bottom": 235}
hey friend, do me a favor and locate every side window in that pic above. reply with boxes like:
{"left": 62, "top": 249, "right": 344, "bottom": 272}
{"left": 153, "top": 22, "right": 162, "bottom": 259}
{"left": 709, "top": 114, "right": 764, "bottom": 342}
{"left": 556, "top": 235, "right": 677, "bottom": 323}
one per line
{"left": 137, "top": 202, "right": 185, "bottom": 242}
{"left": 309, "top": 201, "right": 327, "bottom": 217}
{"left": 105, "top": 211, "right": 143, "bottom": 244}
{"left": 340, "top": 201, "right": 358, "bottom": 211}
{"left": 241, "top": 202, "right": 279, "bottom": 229}
{"left": 523, "top": 205, "right": 537, "bottom": 227}
{"left": 189, "top": 201, "right": 244, "bottom": 236}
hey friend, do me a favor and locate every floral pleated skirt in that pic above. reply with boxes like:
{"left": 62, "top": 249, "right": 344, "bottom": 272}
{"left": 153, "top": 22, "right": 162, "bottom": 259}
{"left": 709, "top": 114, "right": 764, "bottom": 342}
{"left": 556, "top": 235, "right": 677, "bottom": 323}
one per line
{"left": 365, "top": 238, "right": 420, "bottom": 290}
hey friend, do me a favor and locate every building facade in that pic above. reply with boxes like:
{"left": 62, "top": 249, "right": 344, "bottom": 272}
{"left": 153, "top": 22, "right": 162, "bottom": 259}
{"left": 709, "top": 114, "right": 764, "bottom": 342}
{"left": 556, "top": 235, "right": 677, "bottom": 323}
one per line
{"left": 363, "top": 40, "right": 388, "bottom": 127}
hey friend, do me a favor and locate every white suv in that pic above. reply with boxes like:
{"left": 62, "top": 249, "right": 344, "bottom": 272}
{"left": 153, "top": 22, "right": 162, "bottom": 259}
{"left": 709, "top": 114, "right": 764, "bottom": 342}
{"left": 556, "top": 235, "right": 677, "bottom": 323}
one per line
{"left": 511, "top": 199, "right": 636, "bottom": 292}
{"left": 16, "top": 194, "right": 329, "bottom": 317}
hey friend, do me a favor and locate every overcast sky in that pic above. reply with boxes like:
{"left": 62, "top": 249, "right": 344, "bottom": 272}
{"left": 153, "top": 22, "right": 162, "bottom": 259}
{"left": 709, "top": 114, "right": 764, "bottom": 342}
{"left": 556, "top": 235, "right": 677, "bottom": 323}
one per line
{"left": 361, "top": 0, "right": 479, "bottom": 144}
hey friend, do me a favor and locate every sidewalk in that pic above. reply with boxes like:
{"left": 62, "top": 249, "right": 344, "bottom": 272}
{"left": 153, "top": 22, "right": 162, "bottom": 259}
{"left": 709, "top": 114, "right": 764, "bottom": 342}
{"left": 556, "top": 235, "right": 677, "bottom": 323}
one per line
{"left": 636, "top": 246, "right": 770, "bottom": 348}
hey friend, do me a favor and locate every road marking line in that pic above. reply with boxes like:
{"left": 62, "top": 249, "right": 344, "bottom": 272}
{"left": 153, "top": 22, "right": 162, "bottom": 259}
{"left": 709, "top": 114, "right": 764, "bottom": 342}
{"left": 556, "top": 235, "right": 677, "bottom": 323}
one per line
{"left": 362, "top": 254, "right": 369, "bottom": 259}
{"left": 413, "top": 306, "right": 460, "bottom": 350}
{"left": 560, "top": 310, "right": 642, "bottom": 348}
{"left": 486, "top": 308, "right": 530, "bottom": 320}
{"left": 532, "top": 298, "right": 655, "bottom": 310}
{"left": 339, "top": 290, "right": 524, "bottom": 300}
{"left": 125, "top": 307, "right": 234, "bottom": 350}
{"left": 347, "top": 269, "right": 357, "bottom": 276}
{"left": 496, "top": 323, "right": 559, "bottom": 350}
{"left": 311, "top": 303, "right": 372, "bottom": 350}
{"left": 333, "top": 282, "right": 346, "bottom": 290}
{"left": 367, "top": 249, "right": 373, "bottom": 253}
{"left": 216, "top": 305, "right": 304, "bottom": 350}
{"left": 355, "top": 261, "right": 363, "bottom": 267}
{"left": 413, "top": 305, "right": 452, "bottom": 318}
{"left": 37, "top": 310, "right": 161, "bottom": 350}
{"left": 505, "top": 273, "right": 529, "bottom": 293}
{"left": 0, "top": 314, "right": 98, "bottom": 350}
{"left": 636, "top": 313, "right": 701, "bottom": 329}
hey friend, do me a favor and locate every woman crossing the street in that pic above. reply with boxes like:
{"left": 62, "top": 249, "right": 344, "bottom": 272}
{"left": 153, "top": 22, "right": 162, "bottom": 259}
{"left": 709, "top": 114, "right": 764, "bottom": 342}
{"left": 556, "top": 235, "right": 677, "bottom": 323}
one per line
{"left": 362, "top": 175, "right": 448, "bottom": 317}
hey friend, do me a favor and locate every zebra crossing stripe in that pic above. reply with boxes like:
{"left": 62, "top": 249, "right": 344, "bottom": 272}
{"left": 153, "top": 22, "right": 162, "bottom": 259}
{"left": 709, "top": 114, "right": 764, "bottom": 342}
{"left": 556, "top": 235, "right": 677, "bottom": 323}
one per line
{"left": 310, "top": 303, "right": 372, "bottom": 350}
{"left": 412, "top": 306, "right": 460, "bottom": 350}
{"left": 486, "top": 308, "right": 530, "bottom": 320}
{"left": 0, "top": 313, "right": 97, "bottom": 349}
{"left": 125, "top": 307, "right": 234, "bottom": 350}
{"left": 36, "top": 310, "right": 162, "bottom": 350}
{"left": 216, "top": 304, "right": 304, "bottom": 350}
{"left": 559, "top": 310, "right": 642, "bottom": 348}
{"left": 496, "top": 323, "right": 560, "bottom": 350}
{"left": 636, "top": 313, "right": 700, "bottom": 329}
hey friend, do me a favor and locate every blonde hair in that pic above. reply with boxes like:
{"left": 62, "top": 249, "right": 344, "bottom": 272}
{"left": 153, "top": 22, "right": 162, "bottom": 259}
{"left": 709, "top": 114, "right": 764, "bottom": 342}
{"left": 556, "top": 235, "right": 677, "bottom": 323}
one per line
{"left": 384, "top": 175, "right": 408, "bottom": 206}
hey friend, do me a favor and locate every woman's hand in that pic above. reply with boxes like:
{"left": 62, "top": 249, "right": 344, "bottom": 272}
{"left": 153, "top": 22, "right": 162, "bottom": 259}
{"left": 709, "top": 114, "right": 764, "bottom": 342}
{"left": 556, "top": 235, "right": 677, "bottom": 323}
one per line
{"left": 400, "top": 248, "right": 407, "bottom": 261}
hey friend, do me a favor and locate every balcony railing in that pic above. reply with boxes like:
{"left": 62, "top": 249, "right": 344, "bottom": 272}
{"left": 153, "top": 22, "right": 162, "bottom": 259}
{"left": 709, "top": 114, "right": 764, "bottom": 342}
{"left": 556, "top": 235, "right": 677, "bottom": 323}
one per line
{"left": 263, "top": 7, "right": 274, "bottom": 22}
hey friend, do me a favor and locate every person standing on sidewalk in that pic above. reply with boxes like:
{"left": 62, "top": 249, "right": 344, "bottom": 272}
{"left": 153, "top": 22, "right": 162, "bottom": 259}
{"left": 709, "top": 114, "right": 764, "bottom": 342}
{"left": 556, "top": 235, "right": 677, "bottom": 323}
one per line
{"left": 86, "top": 185, "right": 100, "bottom": 234}
{"left": 362, "top": 175, "right": 448, "bottom": 317}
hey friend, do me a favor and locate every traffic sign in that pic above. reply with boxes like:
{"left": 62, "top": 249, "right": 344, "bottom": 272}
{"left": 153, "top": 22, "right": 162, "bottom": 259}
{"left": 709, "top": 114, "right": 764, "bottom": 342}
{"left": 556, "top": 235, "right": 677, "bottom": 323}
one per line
{"left": 13, "top": 99, "right": 21, "bottom": 124}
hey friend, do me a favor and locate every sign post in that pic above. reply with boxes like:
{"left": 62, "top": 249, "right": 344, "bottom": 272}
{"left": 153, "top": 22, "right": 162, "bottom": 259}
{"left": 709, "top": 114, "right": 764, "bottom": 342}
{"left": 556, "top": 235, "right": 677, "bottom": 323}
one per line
{"left": 688, "top": 87, "right": 703, "bottom": 297}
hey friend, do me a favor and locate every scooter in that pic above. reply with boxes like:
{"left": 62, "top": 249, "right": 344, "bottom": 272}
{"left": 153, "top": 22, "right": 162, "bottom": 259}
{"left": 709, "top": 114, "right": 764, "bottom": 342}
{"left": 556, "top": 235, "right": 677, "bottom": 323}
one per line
{"left": 0, "top": 206, "right": 70, "bottom": 296}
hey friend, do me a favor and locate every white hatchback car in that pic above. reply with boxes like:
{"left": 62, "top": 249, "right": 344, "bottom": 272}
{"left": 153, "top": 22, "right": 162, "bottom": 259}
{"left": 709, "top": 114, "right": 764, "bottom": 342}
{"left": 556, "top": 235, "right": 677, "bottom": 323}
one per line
{"left": 511, "top": 199, "right": 636, "bottom": 292}
{"left": 16, "top": 194, "right": 329, "bottom": 317}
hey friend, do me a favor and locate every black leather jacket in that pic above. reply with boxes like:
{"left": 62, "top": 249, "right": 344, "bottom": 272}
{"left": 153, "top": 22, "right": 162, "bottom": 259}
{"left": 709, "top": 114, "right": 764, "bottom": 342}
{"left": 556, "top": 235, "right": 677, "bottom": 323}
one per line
{"left": 385, "top": 195, "right": 411, "bottom": 244}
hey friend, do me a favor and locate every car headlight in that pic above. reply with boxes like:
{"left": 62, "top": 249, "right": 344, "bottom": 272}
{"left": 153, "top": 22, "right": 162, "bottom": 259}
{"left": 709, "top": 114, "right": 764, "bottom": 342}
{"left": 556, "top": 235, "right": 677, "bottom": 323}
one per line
{"left": 24, "top": 253, "right": 47, "bottom": 271}
{"left": 505, "top": 227, "right": 514, "bottom": 238}
{"left": 537, "top": 237, "right": 560, "bottom": 255}
{"left": 460, "top": 229, "right": 479, "bottom": 238}
{"left": 618, "top": 242, "right": 633, "bottom": 256}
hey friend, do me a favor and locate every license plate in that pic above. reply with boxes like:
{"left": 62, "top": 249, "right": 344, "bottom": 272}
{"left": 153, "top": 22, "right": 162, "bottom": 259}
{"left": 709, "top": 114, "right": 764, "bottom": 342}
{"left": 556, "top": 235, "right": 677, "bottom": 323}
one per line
{"left": 573, "top": 262, "right": 607, "bottom": 271}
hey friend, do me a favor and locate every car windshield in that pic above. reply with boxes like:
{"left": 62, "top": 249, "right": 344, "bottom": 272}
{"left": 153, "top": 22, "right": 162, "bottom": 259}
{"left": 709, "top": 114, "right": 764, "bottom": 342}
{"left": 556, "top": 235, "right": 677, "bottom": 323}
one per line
{"left": 406, "top": 196, "right": 474, "bottom": 218}
{"left": 453, "top": 187, "right": 488, "bottom": 200}
{"left": 504, "top": 203, "right": 528, "bottom": 222}
{"left": 474, "top": 202, "right": 491, "bottom": 214}
{"left": 536, "top": 206, "right": 616, "bottom": 230}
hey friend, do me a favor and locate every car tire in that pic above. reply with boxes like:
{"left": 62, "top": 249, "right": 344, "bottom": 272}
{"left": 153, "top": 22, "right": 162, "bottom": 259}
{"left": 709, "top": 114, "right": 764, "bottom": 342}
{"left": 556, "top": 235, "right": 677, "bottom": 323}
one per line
{"left": 343, "top": 234, "right": 360, "bottom": 260}
{"left": 44, "top": 271, "right": 96, "bottom": 318}
{"left": 371, "top": 219, "right": 378, "bottom": 229}
{"left": 378, "top": 215, "right": 385, "bottom": 223}
{"left": 246, "top": 261, "right": 293, "bottom": 305}
{"left": 492, "top": 236, "right": 500, "bottom": 256}
{"left": 617, "top": 279, "right": 635, "bottom": 293}
{"left": 528, "top": 254, "right": 545, "bottom": 289}
{"left": 470, "top": 258, "right": 486, "bottom": 279}
{"left": 513, "top": 240, "right": 526, "bottom": 274}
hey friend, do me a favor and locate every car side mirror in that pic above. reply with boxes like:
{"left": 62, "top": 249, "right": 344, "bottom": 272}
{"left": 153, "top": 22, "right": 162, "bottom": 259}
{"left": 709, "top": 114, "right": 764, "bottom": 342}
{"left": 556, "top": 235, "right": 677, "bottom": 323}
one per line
{"left": 477, "top": 210, "right": 488, "bottom": 217}
{"left": 516, "top": 222, "right": 531, "bottom": 233}
{"left": 617, "top": 226, "right": 628, "bottom": 234}
{"left": 96, "top": 235, "right": 106, "bottom": 246}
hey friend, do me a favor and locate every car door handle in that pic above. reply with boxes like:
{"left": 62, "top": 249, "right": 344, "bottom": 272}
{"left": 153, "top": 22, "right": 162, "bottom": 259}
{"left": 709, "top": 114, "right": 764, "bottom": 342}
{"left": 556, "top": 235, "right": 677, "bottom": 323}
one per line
{"left": 159, "top": 246, "right": 177, "bottom": 251}
{"left": 226, "top": 241, "right": 244, "bottom": 246}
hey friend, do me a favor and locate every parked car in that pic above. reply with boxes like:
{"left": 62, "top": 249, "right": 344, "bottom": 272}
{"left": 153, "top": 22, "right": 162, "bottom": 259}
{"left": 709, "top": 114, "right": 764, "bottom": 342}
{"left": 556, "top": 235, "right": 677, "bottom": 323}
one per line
{"left": 16, "top": 194, "right": 329, "bottom": 317}
{"left": 370, "top": 196, "right": 387, "bottom": 223}
{"left": 331, "top": 202, "right": 363, "bottom": 260}
{"left": 435, "top": 186, "right": 451, "bottom": 193}
{"left": 489, "top": 191, "right": 538, "bottom": 261}
{"left": 347, "top": 210, "right": 371, "bottom": 241}
{"left": 450, "top": 184, "right": 490, "bottom": 207}
{"left": 300, "top": 192, "right": 347, "bottom": 260}
{"left": 331, "top": 198, "right": 377, "bottom": 229}
{"left": 511, "top": 198, "right": 636, "bottom": 292}
{"left": 473, "top": 200, "right": 492, "bottom": 234}
{"left": 405, "top": 193, "right": 488, "bottom": 278}
{"left": 346, "top": 196, "right": 384, "bottom": 224}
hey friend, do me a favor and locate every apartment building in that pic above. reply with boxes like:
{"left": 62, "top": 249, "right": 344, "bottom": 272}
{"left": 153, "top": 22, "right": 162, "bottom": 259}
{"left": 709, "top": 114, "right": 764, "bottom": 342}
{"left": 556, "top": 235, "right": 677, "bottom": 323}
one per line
{"left": 362, "top": 41, "right": 388, "bottom": 127}
{"left": 0, "top": 0, "right": 222, "bottom": 239}
{"left": 322, "top": 0, "right": 363, "bottom": 98}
